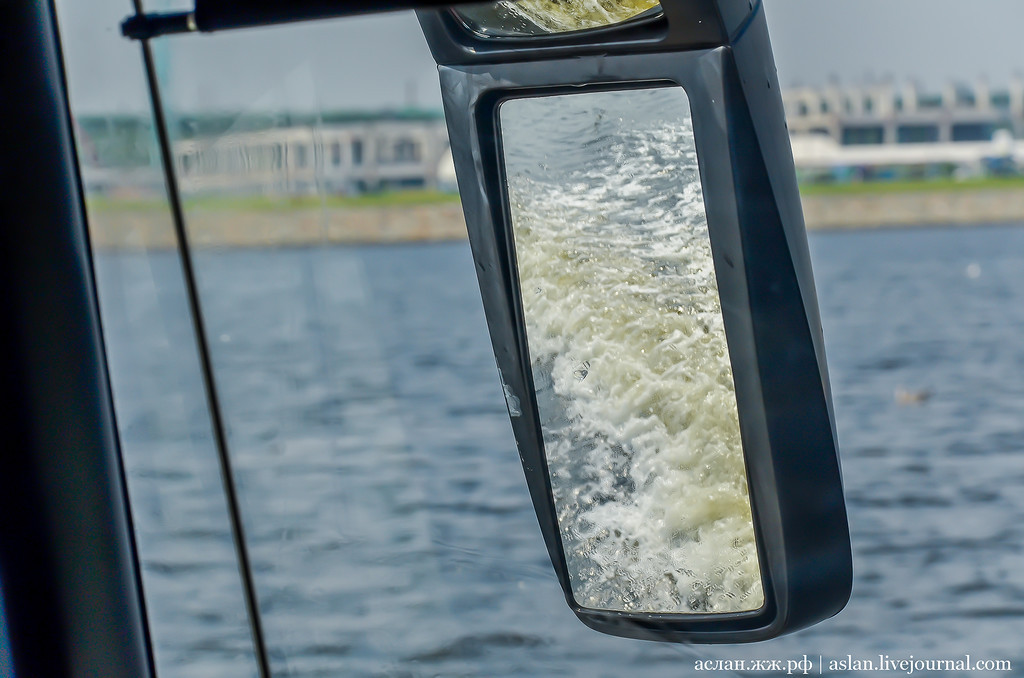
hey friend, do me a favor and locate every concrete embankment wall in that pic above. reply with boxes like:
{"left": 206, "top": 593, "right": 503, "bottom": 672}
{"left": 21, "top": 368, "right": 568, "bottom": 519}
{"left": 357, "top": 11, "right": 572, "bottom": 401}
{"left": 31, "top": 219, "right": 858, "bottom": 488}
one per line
{"left": 801, "top": 189, "right": 1024, "bottom": 230}
{"left": 87, "top": 190, "right": 1024, "bottom": 249}
{"left": 86, "top": 203, "right": 469, "bottom": 249}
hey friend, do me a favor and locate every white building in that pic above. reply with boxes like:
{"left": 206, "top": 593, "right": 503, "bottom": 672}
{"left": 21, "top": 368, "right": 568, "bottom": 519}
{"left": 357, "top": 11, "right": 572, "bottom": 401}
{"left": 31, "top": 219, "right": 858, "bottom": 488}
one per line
{"left": 172, "top": 116, "right": 452, "bottom": 196}
{"left": 783, "top": 79, "right": 1024, "bottom": 179}
{"left": 784, "top": 78, "right": 1024, "bottom": 145}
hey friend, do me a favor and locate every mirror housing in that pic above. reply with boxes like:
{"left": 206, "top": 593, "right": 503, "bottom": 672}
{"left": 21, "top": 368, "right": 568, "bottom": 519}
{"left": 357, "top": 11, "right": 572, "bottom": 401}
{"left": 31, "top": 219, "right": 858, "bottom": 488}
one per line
{"left": 418, "top": 0, "right": 852, "bottom": 643}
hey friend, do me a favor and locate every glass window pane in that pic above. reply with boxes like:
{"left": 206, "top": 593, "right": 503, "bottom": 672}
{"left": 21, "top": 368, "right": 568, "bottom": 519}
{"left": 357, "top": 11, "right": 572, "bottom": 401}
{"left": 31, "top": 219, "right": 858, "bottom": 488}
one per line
{"left": 500, "top": 88, "right": 763, "bottom": 614}
{"left": 134, "top": 11, "right": 749, "bottom": 674}
{"left": 55, "top": 3, "right": 795, "bottom": 674}
{"left": 55, "top": 1, "right": 262, "bottom": 675}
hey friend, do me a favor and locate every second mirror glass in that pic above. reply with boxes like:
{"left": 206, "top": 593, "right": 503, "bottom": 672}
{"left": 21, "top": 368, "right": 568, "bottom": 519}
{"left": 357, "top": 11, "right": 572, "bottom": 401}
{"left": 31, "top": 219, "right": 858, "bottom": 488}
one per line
{"left": 456, "top": 1, "right": 661, "bottom": 37}
{"left": 499, "top": 87, "right": 764, "bottom": 614}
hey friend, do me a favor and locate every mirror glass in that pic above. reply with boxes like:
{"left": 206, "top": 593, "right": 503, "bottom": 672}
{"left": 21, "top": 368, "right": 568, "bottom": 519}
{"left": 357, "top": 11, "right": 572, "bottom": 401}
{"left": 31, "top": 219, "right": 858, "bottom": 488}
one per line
{"left": 455, "top": 1, "right": 661, "bottom": 37}
{"left": 499, "top": 88, "right": 764, "bottom": 614}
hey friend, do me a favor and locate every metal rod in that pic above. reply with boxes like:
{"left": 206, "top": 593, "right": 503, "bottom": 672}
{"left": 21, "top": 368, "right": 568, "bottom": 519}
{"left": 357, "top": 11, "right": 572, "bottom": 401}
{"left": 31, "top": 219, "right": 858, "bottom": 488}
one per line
{"left": 132, "top": 10, "right": 273, "bottom": 677}
{"left": 119, "top": 0, "right": 475, "bottom": 40}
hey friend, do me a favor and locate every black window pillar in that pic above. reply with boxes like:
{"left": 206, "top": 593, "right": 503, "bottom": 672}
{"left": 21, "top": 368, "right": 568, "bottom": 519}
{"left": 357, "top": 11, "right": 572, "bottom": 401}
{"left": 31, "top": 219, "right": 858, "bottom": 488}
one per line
{"left": 0, "top": 1, "right": 153, "bottom": 676}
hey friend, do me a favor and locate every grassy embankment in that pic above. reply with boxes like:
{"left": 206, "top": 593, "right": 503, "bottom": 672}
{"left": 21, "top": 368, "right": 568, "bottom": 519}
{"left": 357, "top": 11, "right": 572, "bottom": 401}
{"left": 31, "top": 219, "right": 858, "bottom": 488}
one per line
{"left": 85, "top": 177, "right": 1024, "bottom": 246}
{"left": 799, "top": 175, "right": 1024, "bottom": 196}
{"left": 85, "top": 190, "right": 467, "bottom": 248}
{"left": 87, "top": 176, "right": 1024, "bottom": 209}
{"left": 86, "top": 189, "right": 462, "bottom": 213}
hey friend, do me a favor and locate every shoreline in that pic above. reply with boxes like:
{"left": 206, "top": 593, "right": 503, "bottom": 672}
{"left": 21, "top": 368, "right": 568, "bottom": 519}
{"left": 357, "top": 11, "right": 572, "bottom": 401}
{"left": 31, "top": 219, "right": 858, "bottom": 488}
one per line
{"left": 86, "top": 203, "right": 469, "bottom": 250}
{"left": 86, "top": 188, "right": 1024, "bottom": 249}
{"left": 801, "top": 188, "right": 1024, "bottom": 230}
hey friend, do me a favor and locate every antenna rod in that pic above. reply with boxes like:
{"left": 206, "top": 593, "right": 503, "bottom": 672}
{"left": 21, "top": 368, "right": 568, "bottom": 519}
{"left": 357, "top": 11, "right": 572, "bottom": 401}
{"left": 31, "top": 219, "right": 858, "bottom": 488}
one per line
{"left": 131, "top": 7, "right": 273, "bottom": 676}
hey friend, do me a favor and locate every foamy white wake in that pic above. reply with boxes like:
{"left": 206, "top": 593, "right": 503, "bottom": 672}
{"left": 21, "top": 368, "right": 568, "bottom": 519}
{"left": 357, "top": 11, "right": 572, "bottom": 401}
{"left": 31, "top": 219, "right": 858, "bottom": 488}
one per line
{"left": 497, "top": 0, "right": 659, "bottom": 32}
{"left": 502, "top": 89, "right": 763, "bottom": 614}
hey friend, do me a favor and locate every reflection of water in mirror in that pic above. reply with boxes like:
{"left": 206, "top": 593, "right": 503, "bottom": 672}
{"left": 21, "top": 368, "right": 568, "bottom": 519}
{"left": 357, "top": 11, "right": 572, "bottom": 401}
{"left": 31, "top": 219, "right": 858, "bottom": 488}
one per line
{"left": 458, "top": 0, "right": 659, "bottom": 36}
{"left": 500, "top": 88, "right": 763, "bottom": 614}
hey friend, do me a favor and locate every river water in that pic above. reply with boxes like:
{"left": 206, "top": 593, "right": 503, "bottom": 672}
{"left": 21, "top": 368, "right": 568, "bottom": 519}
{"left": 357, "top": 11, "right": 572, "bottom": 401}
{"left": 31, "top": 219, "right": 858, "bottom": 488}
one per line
{"left": 90, "top": 221, "right": 1024, "bottom": 677}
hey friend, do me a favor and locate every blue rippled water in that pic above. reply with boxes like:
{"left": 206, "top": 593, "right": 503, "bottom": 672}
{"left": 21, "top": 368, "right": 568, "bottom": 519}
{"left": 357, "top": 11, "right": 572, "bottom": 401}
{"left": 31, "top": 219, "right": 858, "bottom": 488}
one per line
{"left": 93, "top": 223, "right": 1024, "bottom": 676}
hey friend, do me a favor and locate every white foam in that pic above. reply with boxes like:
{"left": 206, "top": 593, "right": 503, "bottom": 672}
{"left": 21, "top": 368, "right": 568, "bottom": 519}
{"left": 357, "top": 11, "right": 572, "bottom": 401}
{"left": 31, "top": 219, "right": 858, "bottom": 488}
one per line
{"left": 498, "top": 0, "right": 660, "bottom": 33}
{"left": 503, "top": 90, "right": 763, "bottom": 614}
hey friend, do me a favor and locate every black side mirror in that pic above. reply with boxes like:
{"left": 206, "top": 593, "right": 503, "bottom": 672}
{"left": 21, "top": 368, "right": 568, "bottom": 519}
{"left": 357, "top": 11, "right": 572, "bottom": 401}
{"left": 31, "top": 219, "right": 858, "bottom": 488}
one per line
{"left": 418, "top": 0, "right": 852, "bottom": 643}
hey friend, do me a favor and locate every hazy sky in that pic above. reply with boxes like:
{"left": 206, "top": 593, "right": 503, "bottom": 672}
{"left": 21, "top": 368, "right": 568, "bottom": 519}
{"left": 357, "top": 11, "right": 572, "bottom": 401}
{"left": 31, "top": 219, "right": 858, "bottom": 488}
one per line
{"left": 765, "top": 0, "right": 1024, "bottom": 89}
{"left": 56, "top": 0, "right": 1024, "bottom": 113}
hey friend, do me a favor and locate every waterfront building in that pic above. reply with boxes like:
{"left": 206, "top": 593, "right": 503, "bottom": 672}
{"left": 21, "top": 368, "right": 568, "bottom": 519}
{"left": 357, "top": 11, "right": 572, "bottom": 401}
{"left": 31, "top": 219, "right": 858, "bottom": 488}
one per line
{"left": 171, "top": 113, "right": 452, "bottom": 196}
{"left": 80, "top": 81, "right": 1024, "bottom": 196}
{"left": 75, "top": 110, "right": 454, "bottom": 198}
{"left": 782, "top": 79, "right": 1024, "bottom": 180}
